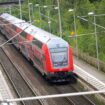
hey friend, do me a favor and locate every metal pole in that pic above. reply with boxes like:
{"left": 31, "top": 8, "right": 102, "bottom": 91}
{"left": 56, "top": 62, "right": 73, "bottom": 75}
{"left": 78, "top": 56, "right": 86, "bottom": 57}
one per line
{"left": 57, "top": 0, "right": 62, "bottom": 38}
{"left": 9, "top": 5, "right": 11, "bottom": 15}
{"left": 94, "top": 15, "right": 100, "bottom": 70}
{"left": 4, "top": 90, "right": 105, "bottom": 102}
{"left": 39, "top": 6, "right": 41, "bottom": 28}
{"left": 28, "top": 3, "right": 31, "bottom": 23}
{"left": 19, "top": 0, "right": 22, "bottom": 19}
{"left": 31, "top": 3, "right": 34, "bottom": 23}
{"left": 73, "top": 10, "right": 78, "bottom": 58}
{"left": 48, "top": 10, "right": 51, "bottom": 32}
{"left": 77, "top": 15, "right": 100, "bottom": 70}
{"left": 77, "top": 16, "right": 105, "bottom": 30}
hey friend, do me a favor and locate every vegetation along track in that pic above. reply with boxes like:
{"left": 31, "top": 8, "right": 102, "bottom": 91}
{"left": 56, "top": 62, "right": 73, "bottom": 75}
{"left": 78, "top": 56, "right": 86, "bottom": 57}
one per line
{"left": 0, "top": 33, "right": 97, "bottom": 105}
{"left": 0, "top": 34, "right": 48, "bottom": 105}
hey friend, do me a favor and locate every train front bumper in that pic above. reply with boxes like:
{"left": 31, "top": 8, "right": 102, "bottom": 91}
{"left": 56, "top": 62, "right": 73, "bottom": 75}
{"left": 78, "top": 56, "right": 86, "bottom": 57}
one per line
{"left": 47, "top": 71, "right": 76, "bottom": 83}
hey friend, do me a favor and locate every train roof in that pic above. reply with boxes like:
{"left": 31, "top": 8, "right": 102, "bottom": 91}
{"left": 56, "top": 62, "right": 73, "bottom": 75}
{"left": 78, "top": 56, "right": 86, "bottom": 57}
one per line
{"left": 0, "top": 13, "right": 68, "bottom": 46}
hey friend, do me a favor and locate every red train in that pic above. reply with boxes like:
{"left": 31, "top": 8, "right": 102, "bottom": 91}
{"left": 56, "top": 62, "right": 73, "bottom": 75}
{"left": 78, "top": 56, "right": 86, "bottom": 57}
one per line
{"left": 0, "top": 13, "right": 74, "bottom": 82}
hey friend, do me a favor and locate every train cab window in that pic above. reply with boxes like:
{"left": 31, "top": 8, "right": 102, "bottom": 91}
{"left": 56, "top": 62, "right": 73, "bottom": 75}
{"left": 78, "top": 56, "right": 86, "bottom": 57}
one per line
{"left": 32, "top": 38, "right": 42, "bottom": 49}
{"left": 50, "top": 48, "right": 68, "bottom": 68}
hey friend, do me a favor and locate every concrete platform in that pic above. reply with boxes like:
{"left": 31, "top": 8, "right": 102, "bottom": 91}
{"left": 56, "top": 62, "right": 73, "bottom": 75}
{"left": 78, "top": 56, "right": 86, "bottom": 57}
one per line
{"left": 0, "top": 64, "right": 16, "bottom": 105}
{"left": 74, "top": 56, "right": 105, "bottom": 83}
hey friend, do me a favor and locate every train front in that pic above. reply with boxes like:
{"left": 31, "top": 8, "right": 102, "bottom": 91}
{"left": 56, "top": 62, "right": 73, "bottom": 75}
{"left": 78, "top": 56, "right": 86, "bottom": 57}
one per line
{"left": 45, "top": 38, "right": 74, "bottom": 82}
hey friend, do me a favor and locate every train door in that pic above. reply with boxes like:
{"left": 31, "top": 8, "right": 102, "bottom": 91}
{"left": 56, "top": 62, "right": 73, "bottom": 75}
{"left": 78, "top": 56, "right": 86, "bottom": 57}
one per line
{"left": 32, "top": 39, "right": 45, "bottom": 72}
{"left": 11, "top": 25, "right": 20, "bottom": 48}
{"left": 27, "top": 43, "right": 34, "bottom": 61}
{"left": 19, "top": 31, "right": 28, "bottom": 57}
{"left": 20, "top": 32, "right": 33, "bottom": 59}
{"left": 25, "top": 34, "right": 34, "bottom": 60}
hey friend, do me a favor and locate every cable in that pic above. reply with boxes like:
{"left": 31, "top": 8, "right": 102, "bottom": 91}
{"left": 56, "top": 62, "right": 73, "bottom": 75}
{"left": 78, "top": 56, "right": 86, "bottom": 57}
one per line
{"left": 0, "top": 21, "right": 33, "bottom": 47}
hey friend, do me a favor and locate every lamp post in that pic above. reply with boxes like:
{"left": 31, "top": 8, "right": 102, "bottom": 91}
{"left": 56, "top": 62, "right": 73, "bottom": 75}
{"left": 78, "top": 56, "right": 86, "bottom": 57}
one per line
{"left": 31, "top": 3, "right": 34, "bottom": 23}
{"left": 28, "top": 3, "right": 32, "bottom": 23}
{"left": 39, "top": 5, "right": 48, "bottom": 29}
{"left": 34, "top": 4, "right": 58, "bottom": 32}
{"left": 42, "top": 5, "right": 59, "bottom": 33}
{"left": 37, "top": 5, "right": 57, "bottom": 32}
{"left": 57, "top": 0, "right": 62, "bottom": 38}
{"left": 68, "top": 9, "right": 78, "bottom": 58}
{"left": 35, "top": 4, "right": 41, "bottom": 27}
{"left": 43, "top": 5, "right": 51, "bottom": 32}
{"left": 41, "top": 5, "right": 50, "bottom": 32}
{"left": 88, "top": 12, "right": 100, "bottom": 70}
{"left": 19, "top": 0, "right": 22, "bottom": 19}
{"left": 9, "top": 5, "right": 11, "bottom": 15}
{"left": 48, "top": 10, "right": 51, "bottom": 32}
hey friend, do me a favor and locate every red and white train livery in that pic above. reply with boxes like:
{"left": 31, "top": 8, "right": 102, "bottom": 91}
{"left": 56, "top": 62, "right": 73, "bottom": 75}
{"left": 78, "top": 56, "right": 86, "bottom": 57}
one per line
{"left": 0, "top": 13, "right": 74, "bottom": 82}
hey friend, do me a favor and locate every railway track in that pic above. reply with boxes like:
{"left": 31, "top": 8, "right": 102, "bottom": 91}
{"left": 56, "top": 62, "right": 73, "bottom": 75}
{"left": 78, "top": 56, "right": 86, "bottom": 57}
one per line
{"left": 54, "top": 85, "right": 95, "bottom": 105}
{"left": 0, "top": 33, "right": 98, "bottom": 105}
{"left": 0, "top": 34, "right": 48, "bottom": 105}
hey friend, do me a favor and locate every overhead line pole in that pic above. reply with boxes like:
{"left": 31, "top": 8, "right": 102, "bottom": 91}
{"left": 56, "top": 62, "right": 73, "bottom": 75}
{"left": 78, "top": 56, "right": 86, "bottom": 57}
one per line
{"left": 77, "top": 16, "right": 105, "bottom": 30}
{"left": 9, "top": 5, "right": 11, "bottom": 14}
{"left": 19, "top": 0, "right": 22, "bottom": 19}
{"left": 77, "top": 15, "right": 105, "bottom": 70}
{"left": 0, "top": 23, "right": 32, "bottom": 48}
{"left": 93, "top": 15, "right": 100, "bottom": 70}
{"left": 57, "top": 0, "right": 62, "bottom": 38}
{"left": 69, "top": 9, "right": 78, "bottom": 58}
{"left": 73, "top": 9, "right": 78, "bottom": 58}
{"left": 48, "top": 10, "right": 51, "bottom": 32}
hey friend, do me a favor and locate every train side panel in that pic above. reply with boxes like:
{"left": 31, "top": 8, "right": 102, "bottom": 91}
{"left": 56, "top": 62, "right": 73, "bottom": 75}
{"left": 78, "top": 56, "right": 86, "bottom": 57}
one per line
{"left": 0, "top": 13, "right": 75, "bottom": 82}
{"left": 68, "top": 47, "right": 74, "bottom": 71}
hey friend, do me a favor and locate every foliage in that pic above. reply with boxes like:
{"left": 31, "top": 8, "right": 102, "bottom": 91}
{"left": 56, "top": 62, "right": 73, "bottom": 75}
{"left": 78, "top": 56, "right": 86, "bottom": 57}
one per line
{"left": 0, "top": 0, "right": 105, "bottom": 62}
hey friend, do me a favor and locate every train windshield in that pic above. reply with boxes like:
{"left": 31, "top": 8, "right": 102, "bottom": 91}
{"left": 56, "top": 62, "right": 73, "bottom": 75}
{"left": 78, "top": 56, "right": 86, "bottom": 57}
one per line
{"left": 50, "top": 48, "right": 68, "bottom": 68}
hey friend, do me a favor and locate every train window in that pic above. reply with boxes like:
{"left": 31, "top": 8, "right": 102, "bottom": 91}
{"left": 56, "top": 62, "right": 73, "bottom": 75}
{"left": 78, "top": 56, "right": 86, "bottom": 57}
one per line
{"left": 12, "top": 25, "right": 17, "bottom": 31}
{"left": 26, "top": 34, "right": 33, "bottom": 41}
{"left": 0, "top": 18, "right": 8, "bottom": 24}
{"left": 50, "top": 48, "right": 68, "bottom": 68}
{"left": 21, "top": 31, "right": 27, "bottom": 38}
{"left": 0, "top": 18, "right": 3, "bottom": 23}
{"left": 5, "top": 20, "right": 9, "bottom": 24}
{"left": 32, "top": 38, "right": 42, "bottom": 49}
{"left": 0, "top": 17, "right": 3, "bottom": 21}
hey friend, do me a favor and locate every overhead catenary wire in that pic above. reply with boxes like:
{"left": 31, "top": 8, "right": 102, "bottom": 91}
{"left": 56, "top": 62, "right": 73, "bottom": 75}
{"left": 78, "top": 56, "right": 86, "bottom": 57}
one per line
{"left": 1, "top": 14, "right": 105, "bottom": 47}
{"left": 0, "top": 90, "right": 104, "bottom": 103}
{"left": 0, "top": 21, "right": 33, "bottom": 48}
{"left": 1, "top": 30, "right": 105, "bottom": 47}
{"left": 40, "top": 13, "right": 57, "bottom": 23}
{"left": 68, "top": 31, "right": 105, "bottom": 38}
{"left": 2, "top": 40, "right": 37, "bottom": 46}
{"left": 77, "top": 16, "right": 105, "bottom": 30}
